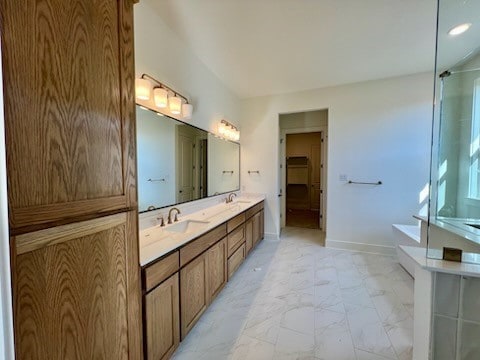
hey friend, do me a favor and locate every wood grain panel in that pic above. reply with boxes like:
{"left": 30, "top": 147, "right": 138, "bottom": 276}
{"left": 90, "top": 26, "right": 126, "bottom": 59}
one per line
{"left": 245, "top": 203, "right": 262, "bottom": 219}
{"left": 253, "top": 212, "right": 261, "bottom": 246}
{"left": 227, "top": 225, "right": 245, "bottom": 257}
{"left": 144, "top": 251, "right": 179, "bottom": 292}
{"left": 1, "top": 0, "right": 137, "bottom": 229}
{"left": 245, "top": 218, "right": 253, "bottom": 254}
{"left": 206, "top": 238, "right": 227, "bottom": 302}
{"left": 145, "top": 273, "right": 179, "bottom": 360}
{"left": 227, "top": 243, "right": 245, "bottom": 280}
{"left": 180, "top": 254, "right": 208, "bottom": 339}
{"left": 227, "top": 213, "right": 245, "bottom": 233}
{"left": 16, "top": 213, "right": 126, "bottom": 255}
{"left": 14, "top": 216, "right": 131, "bottom": 359}
{"left": 179, "top": 224, "right": 227, "bottom": 267}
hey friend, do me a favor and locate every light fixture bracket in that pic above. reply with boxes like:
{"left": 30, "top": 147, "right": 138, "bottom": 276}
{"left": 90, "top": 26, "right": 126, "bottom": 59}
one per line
{"left": 140, "top": 73, "right": 190, "bottom": 105}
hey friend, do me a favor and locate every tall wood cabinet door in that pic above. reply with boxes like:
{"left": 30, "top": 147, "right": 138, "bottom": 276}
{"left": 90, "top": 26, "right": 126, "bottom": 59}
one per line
{"left": 253, "top": 212, "right": 261, "bottom": 245}
{"left": 206, "top": 238, "right": 227, "bottom": 302}
{"left": 180, "top": 253, "right": 208, "bottom": 339}
{"left": 259, "top": 209, "right": 265, "bottom": 240}
{"left": 1, "top": 0, "right": 137, "bottom": 231}
{"left": 145, "top": 273, "right": 180, "bottom": 360}
{"left": 245, "top": 218, "right": 253, "bottom": 254}
{"left": 12, "top": 211, "right": 142, "bottom": 359}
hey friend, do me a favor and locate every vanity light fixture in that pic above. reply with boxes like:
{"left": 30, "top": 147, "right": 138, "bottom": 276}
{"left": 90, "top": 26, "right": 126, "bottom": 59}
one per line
{"left": 448, "top": 23, "right": 472, "bottom": 36}
{"left": 135, "top": 73, "right": 193, "bottom": 119}
{"left": 218, "top": 119, "right": 240, "bottom": 142}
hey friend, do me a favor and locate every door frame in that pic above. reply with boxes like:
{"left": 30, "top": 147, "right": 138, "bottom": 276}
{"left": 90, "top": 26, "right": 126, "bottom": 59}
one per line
{"left": 0, "top": 41, "right": 15, "bottom": 360}
{"left": 280, "top": 126, "right": 328, "bottom": 230}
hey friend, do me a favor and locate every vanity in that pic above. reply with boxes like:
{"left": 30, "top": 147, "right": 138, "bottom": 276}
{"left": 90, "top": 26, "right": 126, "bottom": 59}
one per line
{"left": 139, "top": 197, "right": 264, "bottom": 360}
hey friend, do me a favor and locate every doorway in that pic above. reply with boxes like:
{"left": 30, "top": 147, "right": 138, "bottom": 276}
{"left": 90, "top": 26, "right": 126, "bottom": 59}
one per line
{"left": 279, "top": 109, "right": 328, "bottom": 232}
{"left": 285, "top": 132, "right": 322, "bottom": 229}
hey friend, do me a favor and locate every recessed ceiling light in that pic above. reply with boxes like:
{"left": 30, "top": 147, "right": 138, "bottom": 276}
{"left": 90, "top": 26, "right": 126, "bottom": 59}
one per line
{"left": 448, "top": 23, "right": 472, "bottom": 36}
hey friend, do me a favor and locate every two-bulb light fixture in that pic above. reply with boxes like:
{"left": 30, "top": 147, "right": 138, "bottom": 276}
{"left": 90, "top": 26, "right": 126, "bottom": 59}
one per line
{"left": 218, "top": 120, "right": 240, "bottom": 142}
{"left": 135, "top": 74, "right": 193, "bottom": 120}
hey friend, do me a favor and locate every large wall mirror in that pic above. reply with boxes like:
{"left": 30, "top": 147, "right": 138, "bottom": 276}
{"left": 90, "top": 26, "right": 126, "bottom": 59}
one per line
{"left": 136, "top": 106, "right": 240, "bottom": 212}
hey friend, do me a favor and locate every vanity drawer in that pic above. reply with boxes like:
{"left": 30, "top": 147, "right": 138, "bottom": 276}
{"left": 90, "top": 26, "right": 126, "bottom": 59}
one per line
{"left": 144, "top": 251, "right": 180, "bottom": 292}
{"left": 245, "top": 201, "right": 264, "bottom": 219}
{"left": 227, "top": 243, "right": 245, "bottom": 279}
{"left": 180, "top": 224, "right": 227, "bottom": 267}
{"left": 227, "top": 225, "right": 245, "bottom": 257}
{"left": 227, "top": 213, "right": 245, "bottom": 233}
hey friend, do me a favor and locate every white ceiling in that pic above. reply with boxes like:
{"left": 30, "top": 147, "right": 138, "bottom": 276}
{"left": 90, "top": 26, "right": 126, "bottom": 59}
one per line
{"left": 144, "top": 0, "right": 466, "bottom": 98}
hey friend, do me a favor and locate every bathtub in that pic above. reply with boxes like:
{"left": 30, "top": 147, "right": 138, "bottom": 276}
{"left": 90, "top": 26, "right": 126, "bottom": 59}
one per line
{"left": 392, "top": 223, "right": 423, "bottom": 278}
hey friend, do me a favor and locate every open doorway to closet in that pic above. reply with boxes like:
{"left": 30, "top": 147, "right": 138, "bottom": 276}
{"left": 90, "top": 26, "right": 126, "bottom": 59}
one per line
{"left": 279, "top": 109, "right": 328, "bottom": 231}
{"left": 286, "top": 132, "right": 322, "bottom": 228}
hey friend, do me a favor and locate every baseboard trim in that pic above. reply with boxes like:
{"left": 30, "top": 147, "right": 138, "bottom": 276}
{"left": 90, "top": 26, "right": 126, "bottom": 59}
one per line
{"left": 264, "top": 232, "right": 279, "bottom": 241}
{"left": 326, "top": 238, "right": 396, "bottom": 256}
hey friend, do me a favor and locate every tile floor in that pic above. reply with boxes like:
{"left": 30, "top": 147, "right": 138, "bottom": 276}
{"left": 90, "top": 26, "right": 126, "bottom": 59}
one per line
{"left": 172, "top": 227, "right": 414, "bottom": 360}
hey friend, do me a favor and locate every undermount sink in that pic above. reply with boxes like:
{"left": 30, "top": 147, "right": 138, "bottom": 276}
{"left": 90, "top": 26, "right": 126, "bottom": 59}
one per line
{"left": 234, "top": 200, "right": 252, "bottom": 204}
{"left": 165, "top": 219, "right": 210, "bottom": 234}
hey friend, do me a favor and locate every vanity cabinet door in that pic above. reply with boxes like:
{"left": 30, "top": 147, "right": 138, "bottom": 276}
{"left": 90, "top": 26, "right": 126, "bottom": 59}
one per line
{"left": 206, "top": 237, "right": 227, "bottom": 302}
{"left": 259, "top": 209, "right": 265, "bottom": 241}
{"left": 145, "top": 273, "right": 180, "bottom": 360}
{"left": 245, "top": 218, "right": 253, "bottom": 254}
{"left": 253, "top": 212, "right": 261, "bottom": 246}
{"left": 180, "top": 253, "right": 208, "bottom": 339}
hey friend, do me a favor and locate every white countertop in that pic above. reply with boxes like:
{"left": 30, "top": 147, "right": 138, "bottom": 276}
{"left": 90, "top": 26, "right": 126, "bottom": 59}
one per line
{"left": 139, "top": 195, "right": 265, "bottom": 266}
{"left": 400, "top": 245, "right": 480, "bottom": 277}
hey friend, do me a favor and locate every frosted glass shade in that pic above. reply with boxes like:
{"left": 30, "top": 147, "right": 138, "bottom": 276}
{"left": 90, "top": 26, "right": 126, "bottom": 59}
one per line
{"left": 153, "top": 88, "right": 168, "bottom": 108}
{"left": 182, "top": 103, "right": 193, "bottom": 119}
{"left": 135, "top": 78, "right": 151, "bottom": 100}
{"left": 169, "top": 96, "right": 182, "bottom": 115}
{"left": 218, "top": 122, "right": 227, "bottom": 136}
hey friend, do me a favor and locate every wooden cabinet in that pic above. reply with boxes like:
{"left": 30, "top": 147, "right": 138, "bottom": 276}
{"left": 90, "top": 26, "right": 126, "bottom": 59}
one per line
{"left": 180, "top": 253, "right": 208, "bottom": 339}
{"left": 2, "top": 0, "right": 137, "bottom": 231}
{"left": 228, "top": 243, "right": 246, "bottom": 280}
{"left": 180, "top": 237, "right": 227, "bottom": 339}
{"left": 206, "top": 238, "right": 227, "bottom": 302}
{"left": 145, "top": 273, "right": 180, "bottom": 360}
{"left": 245, "top": 218, "right": 253, "bottom": 254}
{"left": 13, "top": 211, "right": 142, "bottom": 359}
{"left": 2, "top": 0, "right": 142, "bottom": 358}
{"left": 253, "top": 212, "right": 261, "bottom": 246}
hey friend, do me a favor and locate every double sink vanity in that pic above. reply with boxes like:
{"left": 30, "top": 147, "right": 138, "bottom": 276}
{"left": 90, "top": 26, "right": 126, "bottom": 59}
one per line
{"left": 139, "top": 196, "right": 265, "bottom": 360}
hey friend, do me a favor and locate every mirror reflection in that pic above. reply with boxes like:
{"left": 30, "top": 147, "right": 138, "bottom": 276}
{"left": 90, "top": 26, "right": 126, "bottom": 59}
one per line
{"left": 429, "top": 0, "right": 480, "bottom": 261}
{"left": 136, "top": 106, "right": 240, "bottom": 212}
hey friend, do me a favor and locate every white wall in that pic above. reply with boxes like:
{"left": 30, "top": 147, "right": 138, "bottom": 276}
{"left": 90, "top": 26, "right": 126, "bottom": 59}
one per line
{"left": 241, "top": 73, "right": 433, "bottom": 253}
{"left": 134, "top": 2, "right": 241, "bottom": 135}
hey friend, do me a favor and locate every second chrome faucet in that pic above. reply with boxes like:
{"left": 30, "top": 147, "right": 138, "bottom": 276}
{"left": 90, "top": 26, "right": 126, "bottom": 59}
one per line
{"left": 226, "top": 193, "right": 237, "bottom": 203}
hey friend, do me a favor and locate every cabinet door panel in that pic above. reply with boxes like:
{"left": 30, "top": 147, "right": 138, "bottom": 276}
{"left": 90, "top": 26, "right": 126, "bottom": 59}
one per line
{"left": 245, "top": 218, "right": 253, "bottom": 254}
{"left": 253, "top": 212, "right": 261, "bottom": 246}
{"left": 145, "top": 273, "right": 180, "bottom": 360}
{"left": 207, "top": 238, "right": 227, "bottom": 302}
{"left": 180, "top": 253, "right": 208, "bottom": 339}
{"left": 2, "top": 0, "right": 136, "bottom": 230}
{"left": 13, "top": 211, "right": 141, "bottom": 359}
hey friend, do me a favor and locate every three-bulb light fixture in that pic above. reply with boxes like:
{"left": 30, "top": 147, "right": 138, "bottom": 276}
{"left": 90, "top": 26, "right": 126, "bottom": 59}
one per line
{"left": 218, "top": 119, "right": 240, "bottom": 142}
{"left": 135, "top": 74, "right": 193, "bottom": 120}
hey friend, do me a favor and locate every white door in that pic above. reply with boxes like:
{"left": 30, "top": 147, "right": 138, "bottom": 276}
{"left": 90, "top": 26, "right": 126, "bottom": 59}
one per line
{"left": 177, "top": 134, "right": 195, "bottom": 203}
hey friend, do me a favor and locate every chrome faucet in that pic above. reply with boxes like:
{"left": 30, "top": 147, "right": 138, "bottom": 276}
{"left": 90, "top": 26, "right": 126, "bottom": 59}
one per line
{"left": 226, "top": 193, "right": 237, "bottom": 203}
{"left": 168, "top": 207, "right": 181, "bottom": 224}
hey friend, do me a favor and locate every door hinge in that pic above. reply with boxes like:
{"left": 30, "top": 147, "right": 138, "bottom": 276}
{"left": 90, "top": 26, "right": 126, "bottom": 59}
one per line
{"left": 280, "top": 164, "right": 283, "bottom": 169}
{"left": 280, "top": 138, "right": 284, "bottom": 144}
